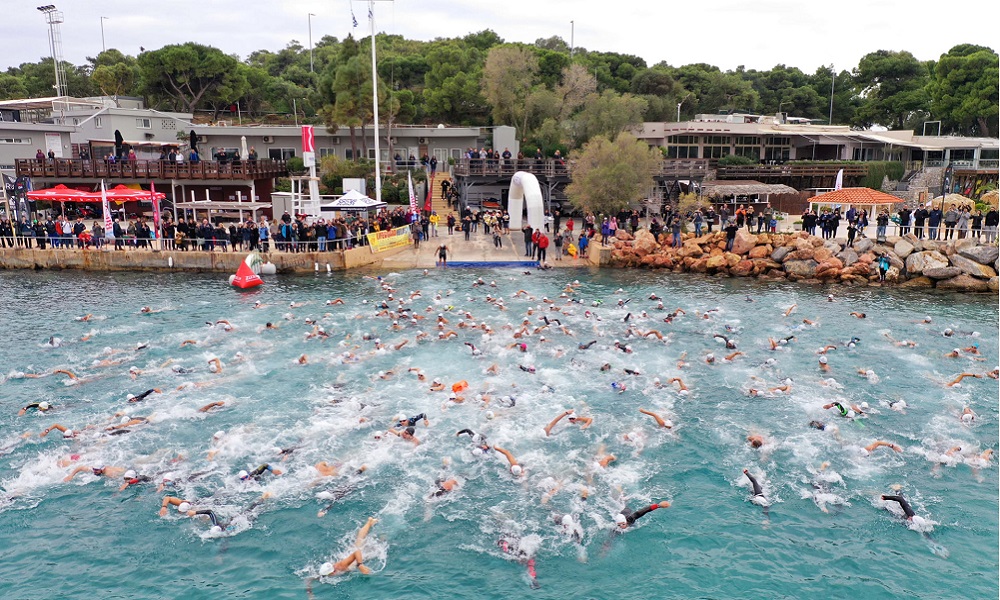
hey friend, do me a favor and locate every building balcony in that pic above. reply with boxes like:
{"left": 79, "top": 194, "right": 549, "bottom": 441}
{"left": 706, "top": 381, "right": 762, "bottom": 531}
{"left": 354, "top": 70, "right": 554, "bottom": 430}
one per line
{"left": 15, "top": 158, "right": 288, "bottom": 181}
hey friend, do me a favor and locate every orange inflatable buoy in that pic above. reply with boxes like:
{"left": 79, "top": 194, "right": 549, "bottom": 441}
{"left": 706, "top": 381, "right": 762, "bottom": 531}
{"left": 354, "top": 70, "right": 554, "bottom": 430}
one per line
{"left": 452, "top": 380, "right": 469, "bottom": 392}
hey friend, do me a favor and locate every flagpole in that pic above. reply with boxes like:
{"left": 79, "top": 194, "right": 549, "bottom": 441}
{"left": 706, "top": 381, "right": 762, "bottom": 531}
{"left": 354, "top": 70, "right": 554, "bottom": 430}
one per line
{"left": 369, "top": 0, "right": 382, "bottom": 203}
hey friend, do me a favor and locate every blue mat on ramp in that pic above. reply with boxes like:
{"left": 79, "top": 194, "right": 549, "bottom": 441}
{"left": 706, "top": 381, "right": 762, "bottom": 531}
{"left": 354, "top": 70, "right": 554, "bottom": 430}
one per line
{"left": 446, "top": 261, "right": 539, "bottom": 268}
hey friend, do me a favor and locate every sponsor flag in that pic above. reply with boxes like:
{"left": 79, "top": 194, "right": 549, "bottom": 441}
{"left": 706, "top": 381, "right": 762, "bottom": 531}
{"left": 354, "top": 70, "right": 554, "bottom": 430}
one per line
{"left": 151, "top": 181, "right": 161, "bottom": 234}
{"left": 101, "top": 180, "right": 114, "bottom": 237}
{"left": 407, "top": 171, "right": 417, "bottom": 214}
{"left": 834, "top": 168, "right": 843, "bottom": 191}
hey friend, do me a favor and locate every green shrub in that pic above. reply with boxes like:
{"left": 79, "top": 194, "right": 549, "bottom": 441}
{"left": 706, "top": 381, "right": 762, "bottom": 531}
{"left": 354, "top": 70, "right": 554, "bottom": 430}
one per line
{"left": 718, "top": 154, "right": 757, "bottom": 166}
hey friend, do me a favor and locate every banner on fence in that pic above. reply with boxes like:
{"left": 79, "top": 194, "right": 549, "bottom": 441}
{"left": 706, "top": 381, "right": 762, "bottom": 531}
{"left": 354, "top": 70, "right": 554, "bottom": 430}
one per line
{"left": 366, "top": 225, "right": 411, "bottom": 253}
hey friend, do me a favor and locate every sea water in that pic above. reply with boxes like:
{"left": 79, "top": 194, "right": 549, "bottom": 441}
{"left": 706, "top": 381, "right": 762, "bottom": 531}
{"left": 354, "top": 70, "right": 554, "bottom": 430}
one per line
{"left": 0, "top": 269, "right": 996, "bottom": 600}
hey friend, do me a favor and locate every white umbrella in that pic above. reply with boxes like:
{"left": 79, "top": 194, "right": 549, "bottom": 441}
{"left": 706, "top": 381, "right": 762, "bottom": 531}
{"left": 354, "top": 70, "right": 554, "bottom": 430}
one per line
{"left": 240, "top": 136, "right": 248, "bottom": 160}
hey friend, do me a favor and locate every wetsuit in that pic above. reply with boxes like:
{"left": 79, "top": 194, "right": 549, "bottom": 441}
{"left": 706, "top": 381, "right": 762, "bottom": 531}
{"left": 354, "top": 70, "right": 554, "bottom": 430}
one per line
{"left": 124, "top": 475, "right": 152, "bottom": 486}
{"left": 519, "top": 365, "right": 535, "bottom": 373}
{"left": 542, "top": 317, "right": 561, "bottom": 326}
{"left": 128, "top": 389, "right": 157, "bottom": 403}
{"left": 578, "top": 341, "right": 597, "bottom": 350}
{"left": 398, "top": 414, "right": 426, "bottom": 428}
{"left": 808, "top": 421, "right": 827, "bottom": 431}
{"left": 21, "top": 403, "right": 49, "bottom": 413}
{"left": 881, "top": 495, "right": 916, "bottom": 519}
{"left": 744, "top": 472, "right": 764, "bottom": 497}
{"left": 828, "top": 402, "right": 849, "bottom": 417}
{"left": 457, "top": 429, "right": 490, "bottom": 453}
{"left": 193, "top": 509, "right": 225, "bottom": 529}
{"left": 246, "top": 464, "right": 275, "bottom": 480}
{"left": 620, "top": 503, "right": 663, "bottom": 526}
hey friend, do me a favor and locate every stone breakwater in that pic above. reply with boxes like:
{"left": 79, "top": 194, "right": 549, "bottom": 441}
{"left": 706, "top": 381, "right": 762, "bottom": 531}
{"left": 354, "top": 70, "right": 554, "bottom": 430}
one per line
{"left": 607, "top": 228, "right": 1000, "bottom": 292}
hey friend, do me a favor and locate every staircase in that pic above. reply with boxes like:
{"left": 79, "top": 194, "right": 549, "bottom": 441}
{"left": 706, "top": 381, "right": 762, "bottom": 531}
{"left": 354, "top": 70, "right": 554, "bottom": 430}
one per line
{"left": 428, "top": 172, "right": 454, "bottom": 217}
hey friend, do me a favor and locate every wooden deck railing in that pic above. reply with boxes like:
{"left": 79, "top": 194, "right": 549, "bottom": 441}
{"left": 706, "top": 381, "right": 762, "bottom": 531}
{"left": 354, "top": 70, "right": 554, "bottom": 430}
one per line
{"left": 451, "top": 158, "right": 711, "bottom": 178}
{"left": 15, "top": 158, "right": 289, "bottom": 180}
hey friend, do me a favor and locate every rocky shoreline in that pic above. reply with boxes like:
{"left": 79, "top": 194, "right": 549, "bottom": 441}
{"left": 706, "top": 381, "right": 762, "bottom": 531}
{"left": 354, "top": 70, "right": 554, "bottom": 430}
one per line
{"left": 606, "top": 228, "right": 1000, "bottom": 293}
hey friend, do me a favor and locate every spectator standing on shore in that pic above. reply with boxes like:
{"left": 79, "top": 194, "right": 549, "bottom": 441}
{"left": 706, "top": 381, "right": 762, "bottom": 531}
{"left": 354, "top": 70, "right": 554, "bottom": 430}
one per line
{"left": 928, "top": 206, "right": 943, "bottom": 239}
{"left": 956, "top": 207, "right": 970, "bottom": 239}
{"left": 983, "top": 207, "right": 998, "bottom": 243}
{"left": 943, "top": 204, "right": 958, "bottom": 240}
{"left": 536, "top": 232, "right": 549, "bottom": 263}
{"left": 725, "top": 221, "right": 739, "bottom": 251}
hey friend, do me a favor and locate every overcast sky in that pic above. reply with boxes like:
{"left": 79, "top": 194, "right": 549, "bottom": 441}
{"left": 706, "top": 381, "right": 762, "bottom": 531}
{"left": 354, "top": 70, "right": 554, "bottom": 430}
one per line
{"left": 6, "top": 0, "right": 993, "bottom": 74}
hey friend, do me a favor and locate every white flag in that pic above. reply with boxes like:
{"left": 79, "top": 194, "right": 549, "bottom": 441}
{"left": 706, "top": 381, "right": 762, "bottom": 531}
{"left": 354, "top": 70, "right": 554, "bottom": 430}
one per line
{"left": 101, "top": 179, "right": 113, "bottom": 237}
{"left": 407, "top": 171, "right": 417, "bottom": 213}
{"left": 834, "top": 169, "right": 844, "bottom": 191}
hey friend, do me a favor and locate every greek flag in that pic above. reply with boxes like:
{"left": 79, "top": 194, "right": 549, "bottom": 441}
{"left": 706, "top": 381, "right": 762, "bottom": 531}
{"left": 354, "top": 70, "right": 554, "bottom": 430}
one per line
{"left": 368, "top": 7, "right": 373, "bottom": 20}
{"left": 352, "top": 12, "right": 358, "bottom": 28}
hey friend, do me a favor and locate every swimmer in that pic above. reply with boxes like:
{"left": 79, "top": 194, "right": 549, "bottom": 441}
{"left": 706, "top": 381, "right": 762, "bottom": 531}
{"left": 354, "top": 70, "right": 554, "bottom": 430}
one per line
{"left": 40, "top": 424, "right": 77, "bottom": 438}
{"left": 943, "top": 348, "right": 961, "bottom": 358}
{"left": 850, "top": 312, "right": 866, "bottom": 319}
{"left": 638, "top": 409, "right": 672, "bottom": 429}
{"left": 106, "top": 415, "right": 149, "bottom": 431}
{"left": 713, "top": 334, "right": 737, "bottom": 349}
{"left": 18, "top": 401, "right": 53, "bottom": 416}
{"left": 960, "top": 407, "right": 977, "bottom": 423}
{"left": 76, "top": 314, "right": 94, "bottom": 322}
{"left": 119, "top": 469, "right": 153, "bottom": 491}
{"left": 724, "top": 351, "right": 745, "bottom": 362}
{"left": 818, "top": 356, "right": 830, "bottom": 371}
{"left": 316, "top": 517, "right": 378, "bottom": 578}
{"left": 747, "top": 434, "right": 766, "bottom": 449}
{"left": 126, "top": 388, "right": 162, "bottom": 403}
{"left": 493, "top": 445, "right": 523, "bottom": 477}
{"left": 325, "top": 298, "right": 345, "bottom": 306}
{"left": 595, "top": 451, "right": 616, "bottom": 469}
{"left": 613, "top": 500, "right": 671, "bottom": 529}
{"left": 667, "top": 377, "right": 688, "bottom": 393}
{"left": 464, "top": 342, "right": 481, "bottom": 355}
{"left": 52, "top": 369, "right": 78, "bottom": 380}
{"left": 180, "top": 340, "right": 198, "bottom": 347}
{"left": 187, "top": 508, "right": 227, "bottom": 532}
{"left": 783, "top": 304, "right": 797, "bottom": 317}
{"left": 428, "top": 378, "right": 446, "bottom": 392}
{"left": 198, "top": 401, "right": 225, "bottom": 413}
{"left": 240, "top": 463, "right": 283, "bottom": 481}
{"left": 64, "top": 464, "right": 126, "bottom": 481}
{"left": 822, "top": 402, "right": 853, "bottom": 418}
{"left": 864, "top": 440, "right": 903, "bottom": 454}
{"left": 456, "top": 429, "right": 490, "bottom": 455}
{"left": 578, "top": 340, "right": 597, "bottom": 350}
{"left": 518, "top": 364, "right": 536, "bottom": 374}
{"left": 388, "top": 426, "right": 420, "bottom": 445}
{"left": 159, "top": 496, "right": 192, "bottom": 517}
{"left": 393, "top": 413, "right": 430, "bottom": 429}
{"left": 139, "top": 307, "right": 163, "bottom": 314}
{"left": 298, "top": 355, "right": 308, "bottom": 365}
{"left": 431, "top": 478, "right": 458, "bottom": 498}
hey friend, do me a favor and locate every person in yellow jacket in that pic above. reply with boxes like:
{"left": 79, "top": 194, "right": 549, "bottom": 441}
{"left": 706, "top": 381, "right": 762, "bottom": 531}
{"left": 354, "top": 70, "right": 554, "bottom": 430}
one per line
{"left": 429, "top": 212, "right": 440, "bottom": 237}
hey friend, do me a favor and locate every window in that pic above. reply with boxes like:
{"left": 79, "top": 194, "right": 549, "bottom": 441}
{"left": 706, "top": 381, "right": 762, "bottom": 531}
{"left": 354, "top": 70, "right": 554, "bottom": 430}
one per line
{"left": 136, "top": 118, "right": 152, "bottom": 129}
{"left": 735, "top": 136, "right": 759, "bottom": 146}
{"left": 703, "top": 146, "right": 730, "bottom": 159}
{"left": 71, "top": 118, "right": 79, "bottom": 126}
{"left": 667, "top": 135, "right": 698, "bottom": 145}
{"left": 705, "top": 135, "right": 731, "bottom": 145}
{"left": 0, "top": 137, "right": 31, "bottom": 144}
{"left": 950, "top": 149, "right": 975, "bottom": 162}
{"left": 665, "top": 134, "right": 699, "bottom": 159}
{"left": 734, "top": 136, "right": 760, "bottom": 160}
{"left": 94, "top": 116, "right": 103, "bottom": 128}
{"left": 368, "top": 148, "right": 377, "bottom": 159}
{"left": 161, "top": 119, "right": 176, "bottom": 130}
{"left": 980, "top": 149, "right": 998, "bottom": 160}
{"left": 318, "top": 148, "right": 336, "bottom": 158}
{"left": 268, "top": 148, "right": 296, "bottom": 160}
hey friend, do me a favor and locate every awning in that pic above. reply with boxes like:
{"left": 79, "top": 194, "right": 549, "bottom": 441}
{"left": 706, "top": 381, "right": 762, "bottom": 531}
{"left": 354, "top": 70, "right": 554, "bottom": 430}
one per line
{"left": 701, "top": 180, "right": 798, "bottom": 198}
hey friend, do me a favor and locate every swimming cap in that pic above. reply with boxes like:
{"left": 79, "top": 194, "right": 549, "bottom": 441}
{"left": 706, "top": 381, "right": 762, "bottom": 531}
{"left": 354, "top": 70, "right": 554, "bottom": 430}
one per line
{"left": 510, "top": 465, "right": 523, "bottom": 476}
{"left": 319, "top": 562, "right": 335, "bottom": 576}
{"left": 213, "top": 430, "right": 225, "bottom": 440}
{"left": 238, "top": 470, "right": 249, "bottom": 480}
{"left": 706, "top": 354, "right": 715, "bottom": 361}
{"left": 209, "top": 363, "right": 218, "bottom": 373}
{"left": 664, "top": 419, "right": 674, "bottom": 428}
{"left": 472, "top": 447, "right": 484, "bottom": 456}
{"left": 962, "top": 413, "right": 973, "bottom": 422}
{"left": 62, "top": 429, "right": 74, "bottom": 438}
{"left": 895, "top": 400, "right": 907, "bottom": 409}
{"left": 944, "top": 328, "right": 954, "bottom": 336}
{"left": 432, "top": 378, "right": 441, "bottom": 384}
{"left": 765, "top": 358, "right": 775, "bottom": 366}
{"left": 614, "top": 513, "right": 627, "bottom": 525}
{"left": 653, "top": 377, "right": 661, "bottom": 384}
{"left": 129, "top": 366, "right": 139, "bottom": 373}
{"left": 126, "top": 394, "right": 136, "bottom": 401}
{"left": 860, "top": 402, "right": 869, "bottom": 409}
{"left": 39, "top": 401, "right": 50, "bottom": 410}
{"left": 120, "top": 416, "right": 131, "bottom": 424}
{"left": 866, "top": 369, "right": 874, "bottom": 376}
{"left": 679, "top": 390, "right": 689, "bottom": 396}
{"left": 449, "top": 392, "right": 457, "bottom": 400}
{"left": 562, "top": 515, "right": 573, "bottom": 527}
{"left": 210, "top": 525, "right": 223, "bottom": 533}
{"left": 123, "top": 470, "right": 136, "bottom": 480}
{"left": 486, "top": 410, "right": 495, "bottom": 420}
{"left": 847, "top": 410, "right": 856, "bottom": 418}
{"left": 178, "top": 502, "right": 191, "bottom": 512}
{"left": 953, "top": 348, "right": 961, "bottom": 354}
{"left": 819, "top": 356, "right": 828, "bottom": 364}
{"left": 395, "top": 413, "right": 407, "bottom": 422}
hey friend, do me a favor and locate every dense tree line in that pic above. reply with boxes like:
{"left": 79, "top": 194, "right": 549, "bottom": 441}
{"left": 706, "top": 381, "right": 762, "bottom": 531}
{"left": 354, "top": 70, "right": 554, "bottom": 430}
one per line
{"left": 2, "top": 31, "right": 996, "bottom": 156}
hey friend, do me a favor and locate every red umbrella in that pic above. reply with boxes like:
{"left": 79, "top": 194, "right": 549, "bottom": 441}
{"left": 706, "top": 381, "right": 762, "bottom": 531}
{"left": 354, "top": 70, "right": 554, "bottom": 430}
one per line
{"left": 101, "top": 184, "right": 166, "bottom": 201}
{"left": 27, "top": 184, "right": 93, "bottom": 202}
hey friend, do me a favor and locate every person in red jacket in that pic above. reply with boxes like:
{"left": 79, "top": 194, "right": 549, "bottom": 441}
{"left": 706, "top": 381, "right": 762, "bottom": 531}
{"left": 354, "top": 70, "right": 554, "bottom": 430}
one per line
{"left": 536, "top": 233, "right": 550, "bottom": 264}
{"left": 531, "top": 229, "right": 541, "bottom": 260}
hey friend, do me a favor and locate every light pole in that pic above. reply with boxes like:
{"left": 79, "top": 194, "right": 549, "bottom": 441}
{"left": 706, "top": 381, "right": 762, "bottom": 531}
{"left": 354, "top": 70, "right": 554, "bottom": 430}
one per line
{"left": 37, "top": 5, "right": 66, "bottom": 97}
{"left": 676, "top": 93, "right": 691, "bottom": 122}
{"left": 570, "top": 21, "right": 574, "bottom": 57}
{"left": 100, "top": 16, "right": 108, "bottom": 53}
{"left": 828, "top": 65, "right": 835, "bottom": 125}
{"left": 308, "top": 13, "right": 315, "bottom": 72}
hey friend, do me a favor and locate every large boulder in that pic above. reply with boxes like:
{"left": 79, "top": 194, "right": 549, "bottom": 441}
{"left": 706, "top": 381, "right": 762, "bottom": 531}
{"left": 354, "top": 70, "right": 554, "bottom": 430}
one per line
{"left": 894, "top": 239, "right": 915, "bottom": 259}
{"left": 905, "top": 250, "right": 948, "bottom": 276}
{"left": 815, "top": 257, "right": 844, "bottom": 279}
{"left": 837, "top": 247, "right": 859, "bottom": 267}
{"left": 989, "top": 277, "right": 999, "bottom": 293}
{"left": 632, "top": 230, "right": 658, "bottom": 257}
{"left": 784, "top": 259, "right": 819, "bottom": 278}
{"left": 953, "top": 237, "right": 978, "bottom": 255}
{"left": 813, "top": 247, "right": 834, "bottom": 262}
{"left": 923, "top": 266, "right": 963, "bottom": 279}
{"left": 705, "top": 255, "right": 728, "bottom": 270}
{"left": 748, "top": 244, "right": 772, "bottom": 259}
{"left": 725, "top": 252, "right": 742, "bottom": 267}
{"left": 731, "top": 229, "right": 758, "bottom": 255}
{"left": 677, "top": 242, "right": 704, "bottom": 258}
{"left": 936, "top": 273, "right": 990, "bottom": 292}
{"left": 786, "top": 247, "right": 816, "bottom": 261}
{"left": 959, "top": 245, "right": 1000, "bottom": 266}
{"left": 731, "top": 259, "right": 754, "bottom": 276}
{"left": 771, "top": 246, "right": 791, "bottom": 262}
{"left": 615, "top": 229, "right": 634, "bottom": 242}
{"left": 949, "top": 254, "right": 997, "bottom": 279}
{"left": 852, "top": 237, "right": 874, "bottom": 254}
{"left": 899, "top": 275, "right": 934, "bottom": 288}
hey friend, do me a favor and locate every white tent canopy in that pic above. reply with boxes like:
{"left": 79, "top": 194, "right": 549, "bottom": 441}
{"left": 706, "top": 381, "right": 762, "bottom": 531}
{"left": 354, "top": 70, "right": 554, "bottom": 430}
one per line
{"left": 320, "top": 189, "right": 387, "bottom": 212}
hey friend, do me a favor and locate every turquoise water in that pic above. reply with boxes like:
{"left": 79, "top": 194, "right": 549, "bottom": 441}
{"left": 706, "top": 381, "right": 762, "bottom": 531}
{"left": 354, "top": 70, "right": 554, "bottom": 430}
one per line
{"left": 0, "top": 268, "right": 996, "bottom": 599}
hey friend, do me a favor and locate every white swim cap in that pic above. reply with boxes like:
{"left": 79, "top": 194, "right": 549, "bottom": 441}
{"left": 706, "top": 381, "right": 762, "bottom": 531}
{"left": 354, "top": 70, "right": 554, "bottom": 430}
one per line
{"left": 395, "top": 413, "right": 407, "bottom": 422}
{"left": 962, "top": 413, "right": 973, "bottom": 422}
{"left": 178, "top": 502, "right": 191, "bottom": 512}
{"left": 896, "top": 400, "right": 907, "bottom": 408}
{"left": 126, "top": 394, "right": 136, "bottom": 401}
{"left": 213, "top": 430, "right": 225, "bottom": 440}
{"left": 123, "top": 470, "right": 136, "bottom": 480}
{"left": 866, "top": 369, "right": 875, "bottom": 376}
{"left": 847, "top": 410, "right": 856, "bottom": 418}
{"left": 209, "top": 363, "right": 219, "bottom": 373}
{"left": 860, "top": 402, "right": 869, "bottom": 409}
{"left": 449, "top": 392, "right": 457, "bottom": 400}
{"left": 129, "top": 366, "right": 139, "bottom": 373}
{"left": 62, "top": 429, "right": 74, "bottom": 438}
{"left": 679, "top": 389, "right": 689, "bottom": 396}
{"left": 472, "top": 447, "right": 484, "bottom": 456}
{"left": 486, "top": 410, "right": 495, "bottom": 420}
{"left": 39, "top": 401, "right": 50, "bottom": 410}
{"left": 238, "top": 470, "right": 249, "bottom": 480}
{"left": 510, "top": 465, "right": 523, "bottom": 476}
{"left": 120, "top": 416, "right": 131, "bottom": 424}
{"left": 953, "top": 348, "right": 961, "bottom": 354}
{"left": 706, "top": 354, "right": 715, "bottom": 361}
{"left": 561, "top": 514, "right": 573, "bottom": 527}
{"left": 765, "top": 358, "right": 775, "bottom": 366}
{"left": 319, "top": 562, "right": 335, "bottom": 576}
{"left": 944, "top": 328, "right": 954, "bottom": 336}
{"left": 501, "top": 395, "right": 511, "bottom": 404}
{"left": 210, "top": 525, "right": 223, "bottom": 533}
{"left": 819, "top": 356, "right": 828, "bottom": 364}
{"left": 664, "top": 418, "right": 674, "bottom": 428}
{"left": 614, "top": 513, "right": 627, "bottom": 525}
{"left": 924, "top": 316, "right": 932, "bottom": 322}
{"left": 653, "top": 377, "right": 661, "bottom": 384}
{"left": 432, "top": 378, "right": 441, "bottom": 384}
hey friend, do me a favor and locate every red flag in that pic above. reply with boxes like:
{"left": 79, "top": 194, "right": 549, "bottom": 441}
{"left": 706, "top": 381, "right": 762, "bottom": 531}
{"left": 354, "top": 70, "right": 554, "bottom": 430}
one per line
{"left": 423, "top": 174, "right": 434, "bottom": 212}
{"left": 150, "top": 181, "right": 161, "bottom": 231}
{"left": 231, "top": 261, "right": 263, "bottom": 289}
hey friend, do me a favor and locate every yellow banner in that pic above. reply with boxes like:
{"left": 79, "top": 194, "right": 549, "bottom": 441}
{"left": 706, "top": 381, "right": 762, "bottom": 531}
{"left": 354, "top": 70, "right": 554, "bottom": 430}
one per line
{"left": 367, "top": 225, "right": 411, "bottom": 253}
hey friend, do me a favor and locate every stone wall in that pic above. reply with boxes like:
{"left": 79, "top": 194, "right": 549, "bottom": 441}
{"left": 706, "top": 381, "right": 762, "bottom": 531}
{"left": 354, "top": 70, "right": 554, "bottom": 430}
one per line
{"left": 0, "top": 244, "right": 406, "bottom": 274}
{"left": 607, "top": 228, "right": 999, "bottom": 292}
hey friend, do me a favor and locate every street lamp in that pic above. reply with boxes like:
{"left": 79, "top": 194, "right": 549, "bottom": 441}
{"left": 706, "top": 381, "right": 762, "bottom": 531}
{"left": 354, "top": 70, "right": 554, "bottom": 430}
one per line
{"left": 100, "top": 16, "right": 108, "bottom": 53}
{"left": 37, "top": 5, "right": 66, "bottom": 97}
{"left": 676, "top": 93, "right": 691, "bottom": 122}
{"left": 308, "top": 13, "right": 316, "bottom": 72}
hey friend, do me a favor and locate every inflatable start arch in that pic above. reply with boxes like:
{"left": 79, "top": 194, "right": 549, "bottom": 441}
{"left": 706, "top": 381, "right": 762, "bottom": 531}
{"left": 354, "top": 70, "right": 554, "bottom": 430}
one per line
{"left": 507, "top": 171, "right": 545, "bottom": 232}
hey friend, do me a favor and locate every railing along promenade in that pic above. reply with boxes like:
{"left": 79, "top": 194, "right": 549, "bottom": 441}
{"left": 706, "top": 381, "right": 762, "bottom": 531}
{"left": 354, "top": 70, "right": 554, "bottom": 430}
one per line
{"left": 15, "top": 158, "right": 289, "bottom": 181}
